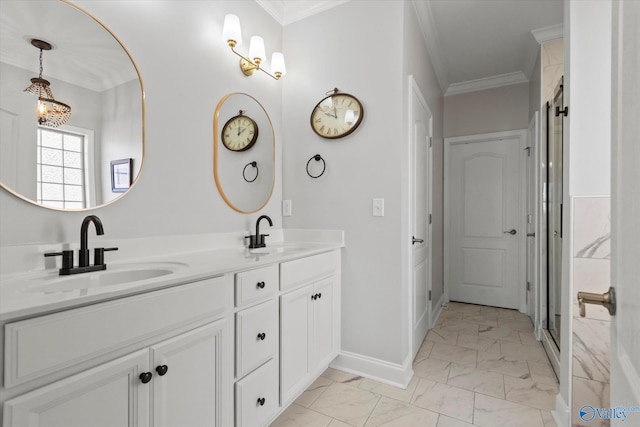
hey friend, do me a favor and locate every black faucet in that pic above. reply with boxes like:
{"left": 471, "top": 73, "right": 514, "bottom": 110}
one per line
{"left": 44, "top": 215, "right": 118, "bottom": 275}
{"left": 79, "top": 215, "right": 104, "bottom": 267}
{"left": 246, "top": 215, "right": 273, "bottom": 249}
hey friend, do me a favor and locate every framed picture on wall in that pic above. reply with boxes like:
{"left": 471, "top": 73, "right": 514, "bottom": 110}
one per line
{"left": 110, "top": 158, "right": 133, "bottom": 193}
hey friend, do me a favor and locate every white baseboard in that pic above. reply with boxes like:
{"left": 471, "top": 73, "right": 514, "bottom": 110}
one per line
{"left": 330, "top": 350, "right": 413, "bottom": 389}
{"left": 552, "top": 393, "right": 570, "bottom": 427}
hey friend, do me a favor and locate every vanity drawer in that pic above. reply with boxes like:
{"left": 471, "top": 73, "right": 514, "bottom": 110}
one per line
{"left": 235, "top": 299, "right": 278, "bottom": 379}
{"left": 235, "top": 358, "right": 278, "bottom": 427}
{"left": 280, "top": 251, "right": 338, "bottom": 291}
{"left": 4, "top": 276, "right": 229, "bottom": 388}
{"left": 235, "top": 264, "right": 278, "bottom": 308}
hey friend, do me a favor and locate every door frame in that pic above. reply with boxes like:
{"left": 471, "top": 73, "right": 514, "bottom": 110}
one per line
{"left": 444, "top": 129, "right": 528, "bottom": 312}
{"left": 406, "top": 75, "right": 433, "bottom": 358}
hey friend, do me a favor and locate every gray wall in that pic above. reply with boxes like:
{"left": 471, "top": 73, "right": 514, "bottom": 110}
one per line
{"left": 444, "top": 82, "right": 530, "bottom": 138}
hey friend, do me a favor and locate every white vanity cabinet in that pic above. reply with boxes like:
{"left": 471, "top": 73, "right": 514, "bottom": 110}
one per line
{"left": 279, "top": 251, "right": 340, "bottom": 405}
{"left": 1, "top": 244, "right": 343, "bottom": 427}
{"left": 2, "top": 276, "right": 232, "bottom": 427}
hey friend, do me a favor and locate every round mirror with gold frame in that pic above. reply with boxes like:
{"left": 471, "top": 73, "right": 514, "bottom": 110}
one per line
{"left": 0, "top": 0, "right": 145, "bottom": 210}
{"left": 214, "top": 93, "right": 274, "bottom": 213}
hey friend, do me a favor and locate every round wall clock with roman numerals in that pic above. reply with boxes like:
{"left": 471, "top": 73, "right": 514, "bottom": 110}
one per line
{"left": 310, "top": 88, "right": 364, "bottom": 139}
{"left": 221, "top": 110, "right": 259, "bottom": 151}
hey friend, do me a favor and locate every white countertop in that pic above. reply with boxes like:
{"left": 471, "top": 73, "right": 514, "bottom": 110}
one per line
{"left": 0, "top": 229, "right": 344, "bottom": 322}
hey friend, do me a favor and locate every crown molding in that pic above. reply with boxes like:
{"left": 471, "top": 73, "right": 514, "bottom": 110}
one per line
{"left": 256, "top": 0, "right": 350, "bottom": 26}
{"left": 255, "top": 0, "right": 286, "bottom": 25}
{"left": 412, "top": 0, "right": 449, "bottom": 94}
{"left": 445, "top": 71, "right": 529, "bottom": 96}
{"left": 532, "top": 23, "right": 564, "bottom": 44}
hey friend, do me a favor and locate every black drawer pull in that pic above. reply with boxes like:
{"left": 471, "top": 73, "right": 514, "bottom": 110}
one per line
{"left": 257, "top": 397, "right": 266, "bottom": 406}
{"left": 256, "top": 281, "right": 266, "bottom": 289}
{"left": 257, "top": 332, "right": 266, "bottom": 340}
{"left": 139, "top": 372, "right": 153, "bottom": 384}
{"left": 155, "top": 365, "right": 168, "bottom": 376}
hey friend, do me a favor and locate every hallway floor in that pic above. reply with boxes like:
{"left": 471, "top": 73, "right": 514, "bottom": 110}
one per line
{"left": 271, "top": 302, "right": 559, "bottom": 427}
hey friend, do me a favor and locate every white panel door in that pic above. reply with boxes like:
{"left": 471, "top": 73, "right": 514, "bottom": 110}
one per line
{"left": 447, "top": 132, "right": 524, "bottom": 309}
{"left": 610, "top": 1, "right": 640, "bottom": 423}
{"left": 409, "top": 77, "right": 432, "bottom": 357}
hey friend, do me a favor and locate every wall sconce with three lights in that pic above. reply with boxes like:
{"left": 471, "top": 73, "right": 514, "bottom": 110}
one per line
{"left": 222, "top": 14, "right": 286, "bottom": 80}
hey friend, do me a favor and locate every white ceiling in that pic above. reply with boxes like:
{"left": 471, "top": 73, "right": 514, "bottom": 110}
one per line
{"left": 258, "top": 0, "right": 564, "bottom": 95}
{"left": 0, "top": 1, "right": 139, "bottom": 93}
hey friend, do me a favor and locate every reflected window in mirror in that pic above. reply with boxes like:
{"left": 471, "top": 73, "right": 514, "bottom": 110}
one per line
{"left": 36, "top": 126, "right": 94, "bottom": 209}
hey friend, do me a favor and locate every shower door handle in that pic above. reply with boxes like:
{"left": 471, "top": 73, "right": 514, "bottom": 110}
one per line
{"left": 577, "top": 287, "right": 616, "bottom": 317}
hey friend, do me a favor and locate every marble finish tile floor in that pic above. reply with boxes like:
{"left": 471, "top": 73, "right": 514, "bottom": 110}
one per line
{"left": 271, "top": 302, "right": 559, "bottom": 427}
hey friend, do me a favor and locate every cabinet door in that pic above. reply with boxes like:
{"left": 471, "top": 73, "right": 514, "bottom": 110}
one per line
{"left": 280, "top": 283, "right": 313, "bottom": 404}
{"left": 3, "top": 350, "right": 149, "bottom": 427}
{"left": 313, "top": 277, "right": 336, "bottom": 369}
{"left": 150, "top": 320, "right": 229, "bottom": 427}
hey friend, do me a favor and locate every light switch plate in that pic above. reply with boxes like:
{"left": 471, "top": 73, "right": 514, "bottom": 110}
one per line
{"left": 283, "top": 200, "right": 292, "bottom": 216}
{"left": 373, "top": 198, "right": 384, "bottom": 217}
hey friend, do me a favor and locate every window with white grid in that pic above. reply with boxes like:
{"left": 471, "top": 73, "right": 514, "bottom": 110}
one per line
{"left": 36, "top": 127, "right": 86, "bottom": 209}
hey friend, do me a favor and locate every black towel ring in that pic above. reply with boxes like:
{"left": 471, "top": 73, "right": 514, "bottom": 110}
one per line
{"left": 306, "top": 154, "right": 326, "bottom": 178}
{"left": 243, "top": 161, "right": 258, "bottom": 182}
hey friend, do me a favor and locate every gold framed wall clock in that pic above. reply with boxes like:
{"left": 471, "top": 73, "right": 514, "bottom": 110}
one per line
{"left": 310, "top": 88, "right": 363, "bottom": 139}
{"left": 221, "top": 110, "right": 259, "bottom": 151}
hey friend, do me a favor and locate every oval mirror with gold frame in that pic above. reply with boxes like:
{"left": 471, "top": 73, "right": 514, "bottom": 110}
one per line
{"left": 0, "top": 0, "right": 145, "bottom": 210}
{"left": 214, "top": 93, "right": 274, "bottom": 213}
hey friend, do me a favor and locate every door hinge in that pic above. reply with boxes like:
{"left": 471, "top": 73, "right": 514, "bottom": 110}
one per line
{"left": 527, "top": 214, "right": 532, "bottom": 224}
{"left": 429, "top": 214, "right": 432, "bottom": 224}
{"left": 428, "top": 290, "right": 432, "bottom": 301}
{"left": 428, "top": 137, "right": 432, "bottom": 148}
{"left": 527, "top": 282, "right": 531, "bottom": 291}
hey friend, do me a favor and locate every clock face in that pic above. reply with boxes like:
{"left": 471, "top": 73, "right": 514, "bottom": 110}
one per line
{"left": 310, "top": 93, "right": 363, "bottom": 139}
{"left": 221, "top": 113, "right": 259, "bottom": 151}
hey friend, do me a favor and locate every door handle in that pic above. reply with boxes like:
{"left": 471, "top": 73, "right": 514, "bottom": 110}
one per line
{"left": 412, "top": 236, "right": 424, "bottom": 245}
{"left": 527, "top": 232, "right": 536, "bottom": 237}
{"left": 503, "top": 229, "right": 517, "bottom": 235}
{"left": 577, "top": 287, "right": 616, "bottom": 317}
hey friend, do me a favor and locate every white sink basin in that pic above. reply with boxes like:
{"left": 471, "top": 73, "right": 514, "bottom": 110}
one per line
{"left": 22, "top": 262, "right": 188, "bottom": 294}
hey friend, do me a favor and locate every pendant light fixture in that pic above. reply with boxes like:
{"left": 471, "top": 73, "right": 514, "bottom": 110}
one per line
{"left": 24, "top": 39, "right": 71, "bottom": 128}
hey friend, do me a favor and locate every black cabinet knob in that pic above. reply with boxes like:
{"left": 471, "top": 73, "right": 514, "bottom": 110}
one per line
{"left": 257, "top": 332, "right": 266, "bottom": 340}
{"left": 257, "top": 281, "right": 266, "bottom": 289}
{"left": 317, "top": 292, "right": 322, "bottom": 299}
{"left": 155, "top": 365, "right": 169, "bottom": 376}
{"left": 139, "top": 372, "right": 153, "bottom": 384}
{"left": 311, "top": 294, "right": 316, "bottom": 300}
{"left": 257, "top": 397, "right": 266, "bottom": 406}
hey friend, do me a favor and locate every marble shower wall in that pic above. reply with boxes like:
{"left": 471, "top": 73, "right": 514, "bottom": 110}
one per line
{"left": 571, "top": 196, "right": 611, "bottom": 427}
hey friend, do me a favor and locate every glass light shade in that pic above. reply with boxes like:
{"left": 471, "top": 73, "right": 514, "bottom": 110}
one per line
{"left": 270, "top": 52, "right": 286, "bottom": 76}
{"left": 222, "top": 14, "right": 242, "bottom": 46}
{"left": 249, "top": 36, "right": 266, "bottom": 62}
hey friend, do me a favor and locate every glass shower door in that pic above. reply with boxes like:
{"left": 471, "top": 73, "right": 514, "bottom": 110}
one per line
{"left": 547, "top": 77, "right": 564, "bottom": 348}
